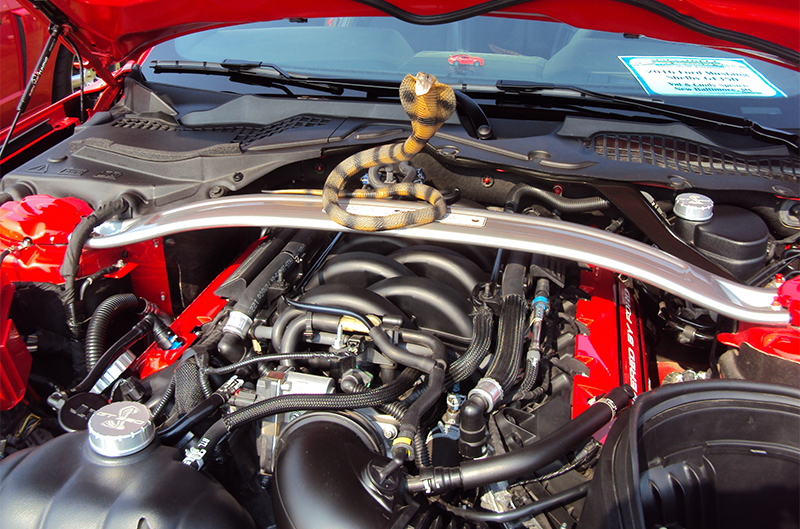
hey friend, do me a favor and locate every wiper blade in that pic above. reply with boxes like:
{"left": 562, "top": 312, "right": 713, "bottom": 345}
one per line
{"left": 495, "top": 80, "right": 799, "bottom": 151}
{"left": 150, "top": 60, "right": 397, "bottom": 96}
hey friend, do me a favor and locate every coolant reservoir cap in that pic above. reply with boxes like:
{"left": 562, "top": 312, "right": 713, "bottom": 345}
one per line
{"left": 674, "top": 193, "right": 714, "bottom": 221}
{"left": 88, "top": 401, "right": 155, "bottom": 457}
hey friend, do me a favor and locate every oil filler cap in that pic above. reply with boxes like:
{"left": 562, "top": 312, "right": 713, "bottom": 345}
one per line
{"left": 88, "top": 401, "right": 155, "bottom": 457}
{"left": 674, "top": 193, "right": 714, "bottom": 222}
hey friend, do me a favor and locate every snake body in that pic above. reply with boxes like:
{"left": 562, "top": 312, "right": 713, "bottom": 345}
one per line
{"left": 321, "top": 72, "right": 456, "bottom": 231}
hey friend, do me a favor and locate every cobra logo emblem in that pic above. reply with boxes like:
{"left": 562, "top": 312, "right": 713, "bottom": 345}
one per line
{"left": 99, "top": 405, "right": 146, "bottom": 430}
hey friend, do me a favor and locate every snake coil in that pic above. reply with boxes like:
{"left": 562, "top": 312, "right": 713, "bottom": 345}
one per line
{"left": 321, "top": 72, "right": 456, "bottom": 231}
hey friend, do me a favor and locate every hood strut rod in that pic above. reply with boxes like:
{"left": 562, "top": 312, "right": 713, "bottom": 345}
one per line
{"left": 0, "top": 24, "right": 61, "bottom": 163}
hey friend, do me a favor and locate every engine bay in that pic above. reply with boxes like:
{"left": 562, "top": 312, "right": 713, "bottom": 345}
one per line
{"left": 0, "top": 68, "right": 799, "bottom": 529}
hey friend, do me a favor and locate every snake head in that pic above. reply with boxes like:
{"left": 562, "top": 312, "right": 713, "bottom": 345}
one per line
{"left": 414, "top": 72, "right": 436, "bottom": 96}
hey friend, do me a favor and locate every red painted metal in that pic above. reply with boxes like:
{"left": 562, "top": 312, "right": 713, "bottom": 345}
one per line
{"left": 17, "top": 0, "right": 799, "bottom": 76}
{"left": 717, "top": 276, "right": 800, "bottom": 364}
{"left": 0, "top": 196, "right": 172, "bottom": 312}
{"left": 0, "top": 281, "right": 32, "bottom": 411}
{"left": 572, "top": 267, "right": 648, "bottom": 419}
{"left": 135, "top": 236, "right": 268, "bottom": 378}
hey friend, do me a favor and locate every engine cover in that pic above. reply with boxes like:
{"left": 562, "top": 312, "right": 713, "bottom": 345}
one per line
{"left": 573, "top": 267, "right": 649, "bottom": 418}
{"left": 0, "top": 432, "right": 254, "bottom": 528}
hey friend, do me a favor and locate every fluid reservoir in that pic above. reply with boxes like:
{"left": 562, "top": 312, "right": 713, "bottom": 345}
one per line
{"left": 672, "top": 193, "right": 768, "bottom": 280}
{"left": 0, "top": 402, "right": 254, "bottom": 529}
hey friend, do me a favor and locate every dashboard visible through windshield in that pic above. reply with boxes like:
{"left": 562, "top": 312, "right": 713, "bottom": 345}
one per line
{"left": 146, "top": 17, "right": 799, "bottom": 130}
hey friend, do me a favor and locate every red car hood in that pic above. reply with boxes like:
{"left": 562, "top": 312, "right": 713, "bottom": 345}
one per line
{"left": 24, "top": 0, "right": 800, "bottom": 85}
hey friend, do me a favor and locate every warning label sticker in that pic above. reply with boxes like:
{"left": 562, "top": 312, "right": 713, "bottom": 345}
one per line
{"left": 619, "top": 56, "right": 786, "bottom": 97}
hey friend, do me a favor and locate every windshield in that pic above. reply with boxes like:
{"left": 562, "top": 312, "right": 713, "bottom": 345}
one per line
{"left": 146, "top": 16, "right": 799, "bottom": 130}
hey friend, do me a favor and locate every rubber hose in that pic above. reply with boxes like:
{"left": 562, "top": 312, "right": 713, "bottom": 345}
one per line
{"left": 151, "top": 378, "right": 175, "bottom": 420}
{"left": 394, "top": 329, "right": 446, "bottom": 443}
{"left": 270, "top": 308, "right": 303, "bottom": 352}
{"left": 279, "top": 313, "right": 341, "bottom": 354}
{"left": 194, "top": 368, "right": 421, "bottom": 464}
{"left": 504, "top": 183, "right": 610, "bottom": 214}
{"left": 409, "top": 385, "right": 634, "bottom": 494}
{"left": 449, "top": 306, "right": 493, "bottom": 383}
{"left": 415, "top": 430, "right": 431, "bottom": 468}
{"left": 158, "top": 392, "right": 225, "bottom": 445}
{"left": 205, "top": 352, "right": 353, "bottom": 375}
{"left": 84, "top": 293, "right": 141, "bottom": 371}
{"left": 484, "top": 294, "right": 527, "bottom": 393}
{"left": 60, "top": 198, "right": 129, "bottom": 339}
{"left": 380, "top": 401, "right": 407, "bottom": 421}
{"left": 519, "top": 357, "right": 539, "bottom": 392}
{"left": 195, "top": 350, "right": 213, "bottom": 398}
{"left": 70, "top": 314, "right": 154, "bottom": 394}
{"left": 449, "top": 482, "right": 590, "bottom": 523}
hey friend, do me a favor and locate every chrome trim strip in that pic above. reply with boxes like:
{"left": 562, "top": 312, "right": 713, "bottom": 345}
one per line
{"left": 88, "top": 195, "right": 787, "bottom": 324}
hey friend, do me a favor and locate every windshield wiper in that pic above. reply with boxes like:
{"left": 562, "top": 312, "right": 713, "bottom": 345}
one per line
{"left": 150, "top": 60, "right": 398, "bottom": 96}
{"left": 495, "top": 80, "right": 799, "bottom": 152}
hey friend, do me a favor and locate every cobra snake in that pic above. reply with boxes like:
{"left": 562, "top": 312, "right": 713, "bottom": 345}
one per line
{"left": 321, "top": 72, "right": 456, "bottom": 231}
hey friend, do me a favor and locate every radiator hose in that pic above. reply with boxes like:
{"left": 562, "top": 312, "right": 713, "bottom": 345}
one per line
{"left": 408, "top": 385, "right": 634, "bottom": 494}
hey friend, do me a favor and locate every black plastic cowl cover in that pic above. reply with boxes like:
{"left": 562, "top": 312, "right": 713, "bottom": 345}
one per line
{"left": 0, "top": 432, "right": 254, "bottom": 529}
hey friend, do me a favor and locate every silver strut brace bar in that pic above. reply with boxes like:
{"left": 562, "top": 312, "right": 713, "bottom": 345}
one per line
{"left": 87, "top": 194, "right": 788, "bottom": 325}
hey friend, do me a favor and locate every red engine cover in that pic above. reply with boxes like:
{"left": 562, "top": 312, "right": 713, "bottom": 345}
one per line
{"left": 572, "top": 267, "right": 649, "bottom": 419}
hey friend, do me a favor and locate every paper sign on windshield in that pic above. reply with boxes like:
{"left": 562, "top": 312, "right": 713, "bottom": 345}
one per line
{"left": 619, "top": 57, "right": 786, "bottom": 97}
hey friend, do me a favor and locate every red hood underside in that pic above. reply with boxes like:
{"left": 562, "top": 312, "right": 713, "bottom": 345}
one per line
{"left": 23, "top": 0, "right": 800, "bottom": 85}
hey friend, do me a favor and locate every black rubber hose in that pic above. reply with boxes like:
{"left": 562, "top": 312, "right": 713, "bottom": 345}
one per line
{"left": 504, "top": 183, "right": 611, "bottom": 214}
{"left": 447, "top": 482, "right": 590, "bottom": 523}
{"left": 84, "top": 293, "right": 141, "bottom": 371}
{"left": 449, "top": 306, "right": 493, "bottom": 383}
{"left": 192, "top": 368, "right": 421, "bottom": 466}
{"left": 158, "top": 392, "right": 225, "bottom": 445}
{"left": 285, "top": 299, "right": 373, "bottom": 329}
{"left": 408, "top": 385, "right": 634, "bottom": 494}
{"left": 278, "top": 313, "right": 341, "bottom": 355}
{"left": 152, "top": 378, "right": 175, "bottom": 420}
{"left": 205, "top": 352, "right": 353, "bottom": 375}
{"left": 519, "top": 357, "right": 540, "bottom": 392}
{"left": 233, "top": 230, "right": 319, "bottom": 318}
{"left": 394, "top": 330, "right": 447, "bottom": 450}
{"left": 284, "top": 299, "right": 437, "bottom": 373}
{"left": 270, "top": 308, "right": 303, "bottom": 352}
{"left": 485, "top": 295, "right": 526, "bottom": 393}
{"left": 60, "top": 197, "right": 129, "bottom": 339}
{"left": 70, "top": 314, "right": 155, "bottom": 394}
{"left": 415, "top": 430, "right": 431, "bottom": 468}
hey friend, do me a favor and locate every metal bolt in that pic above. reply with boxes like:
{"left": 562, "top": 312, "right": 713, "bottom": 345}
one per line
{"left": 481, "top": 175, "right": 493, "bottom": 187}
{"left": 232, "top": 172, "right": 243, "bottom": 182}
{"left": 208, "top": 186, "right": 226, "bottom": 198}
{"left": 380, "top": 423, "right": 398, "bottom": 439}
{"left": 289, "top": 412, "right": 302, "bottom": 421}
{"left": 159, "top": 292, "right": 167, "bottom": 302}
{"left": 153, "top": 239, "right": 159, "bottom": 248}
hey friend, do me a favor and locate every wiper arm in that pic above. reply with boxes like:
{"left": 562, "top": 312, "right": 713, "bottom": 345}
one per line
{"left": 150, "top": 60, "right": 397, "bottom": 96}
{"left": 495, "top": 80, "right": 799, "bottom": 152}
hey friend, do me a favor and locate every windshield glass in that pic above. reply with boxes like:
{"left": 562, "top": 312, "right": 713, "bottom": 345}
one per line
{"left": 146, "top": 16, "right": 799, "bottom": 130}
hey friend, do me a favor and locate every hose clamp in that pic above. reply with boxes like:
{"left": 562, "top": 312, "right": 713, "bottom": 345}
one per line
{"left": 223, "top": 311, "right": 253, "bottom": 340}
{"left": 468, "top": 378, "right": 504, "bottom": 413}
{"left": 596, "top": 397, "right": 618, "bottom": 416}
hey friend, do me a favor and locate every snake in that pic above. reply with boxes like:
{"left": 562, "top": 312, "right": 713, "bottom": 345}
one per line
{"left": 320, "top": 72, "right": 456, "bottom": 231}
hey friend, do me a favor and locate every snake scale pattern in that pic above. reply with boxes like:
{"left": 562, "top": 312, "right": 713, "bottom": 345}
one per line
{"left": 321, "top": 72, "right": 456, "bottom": 231}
